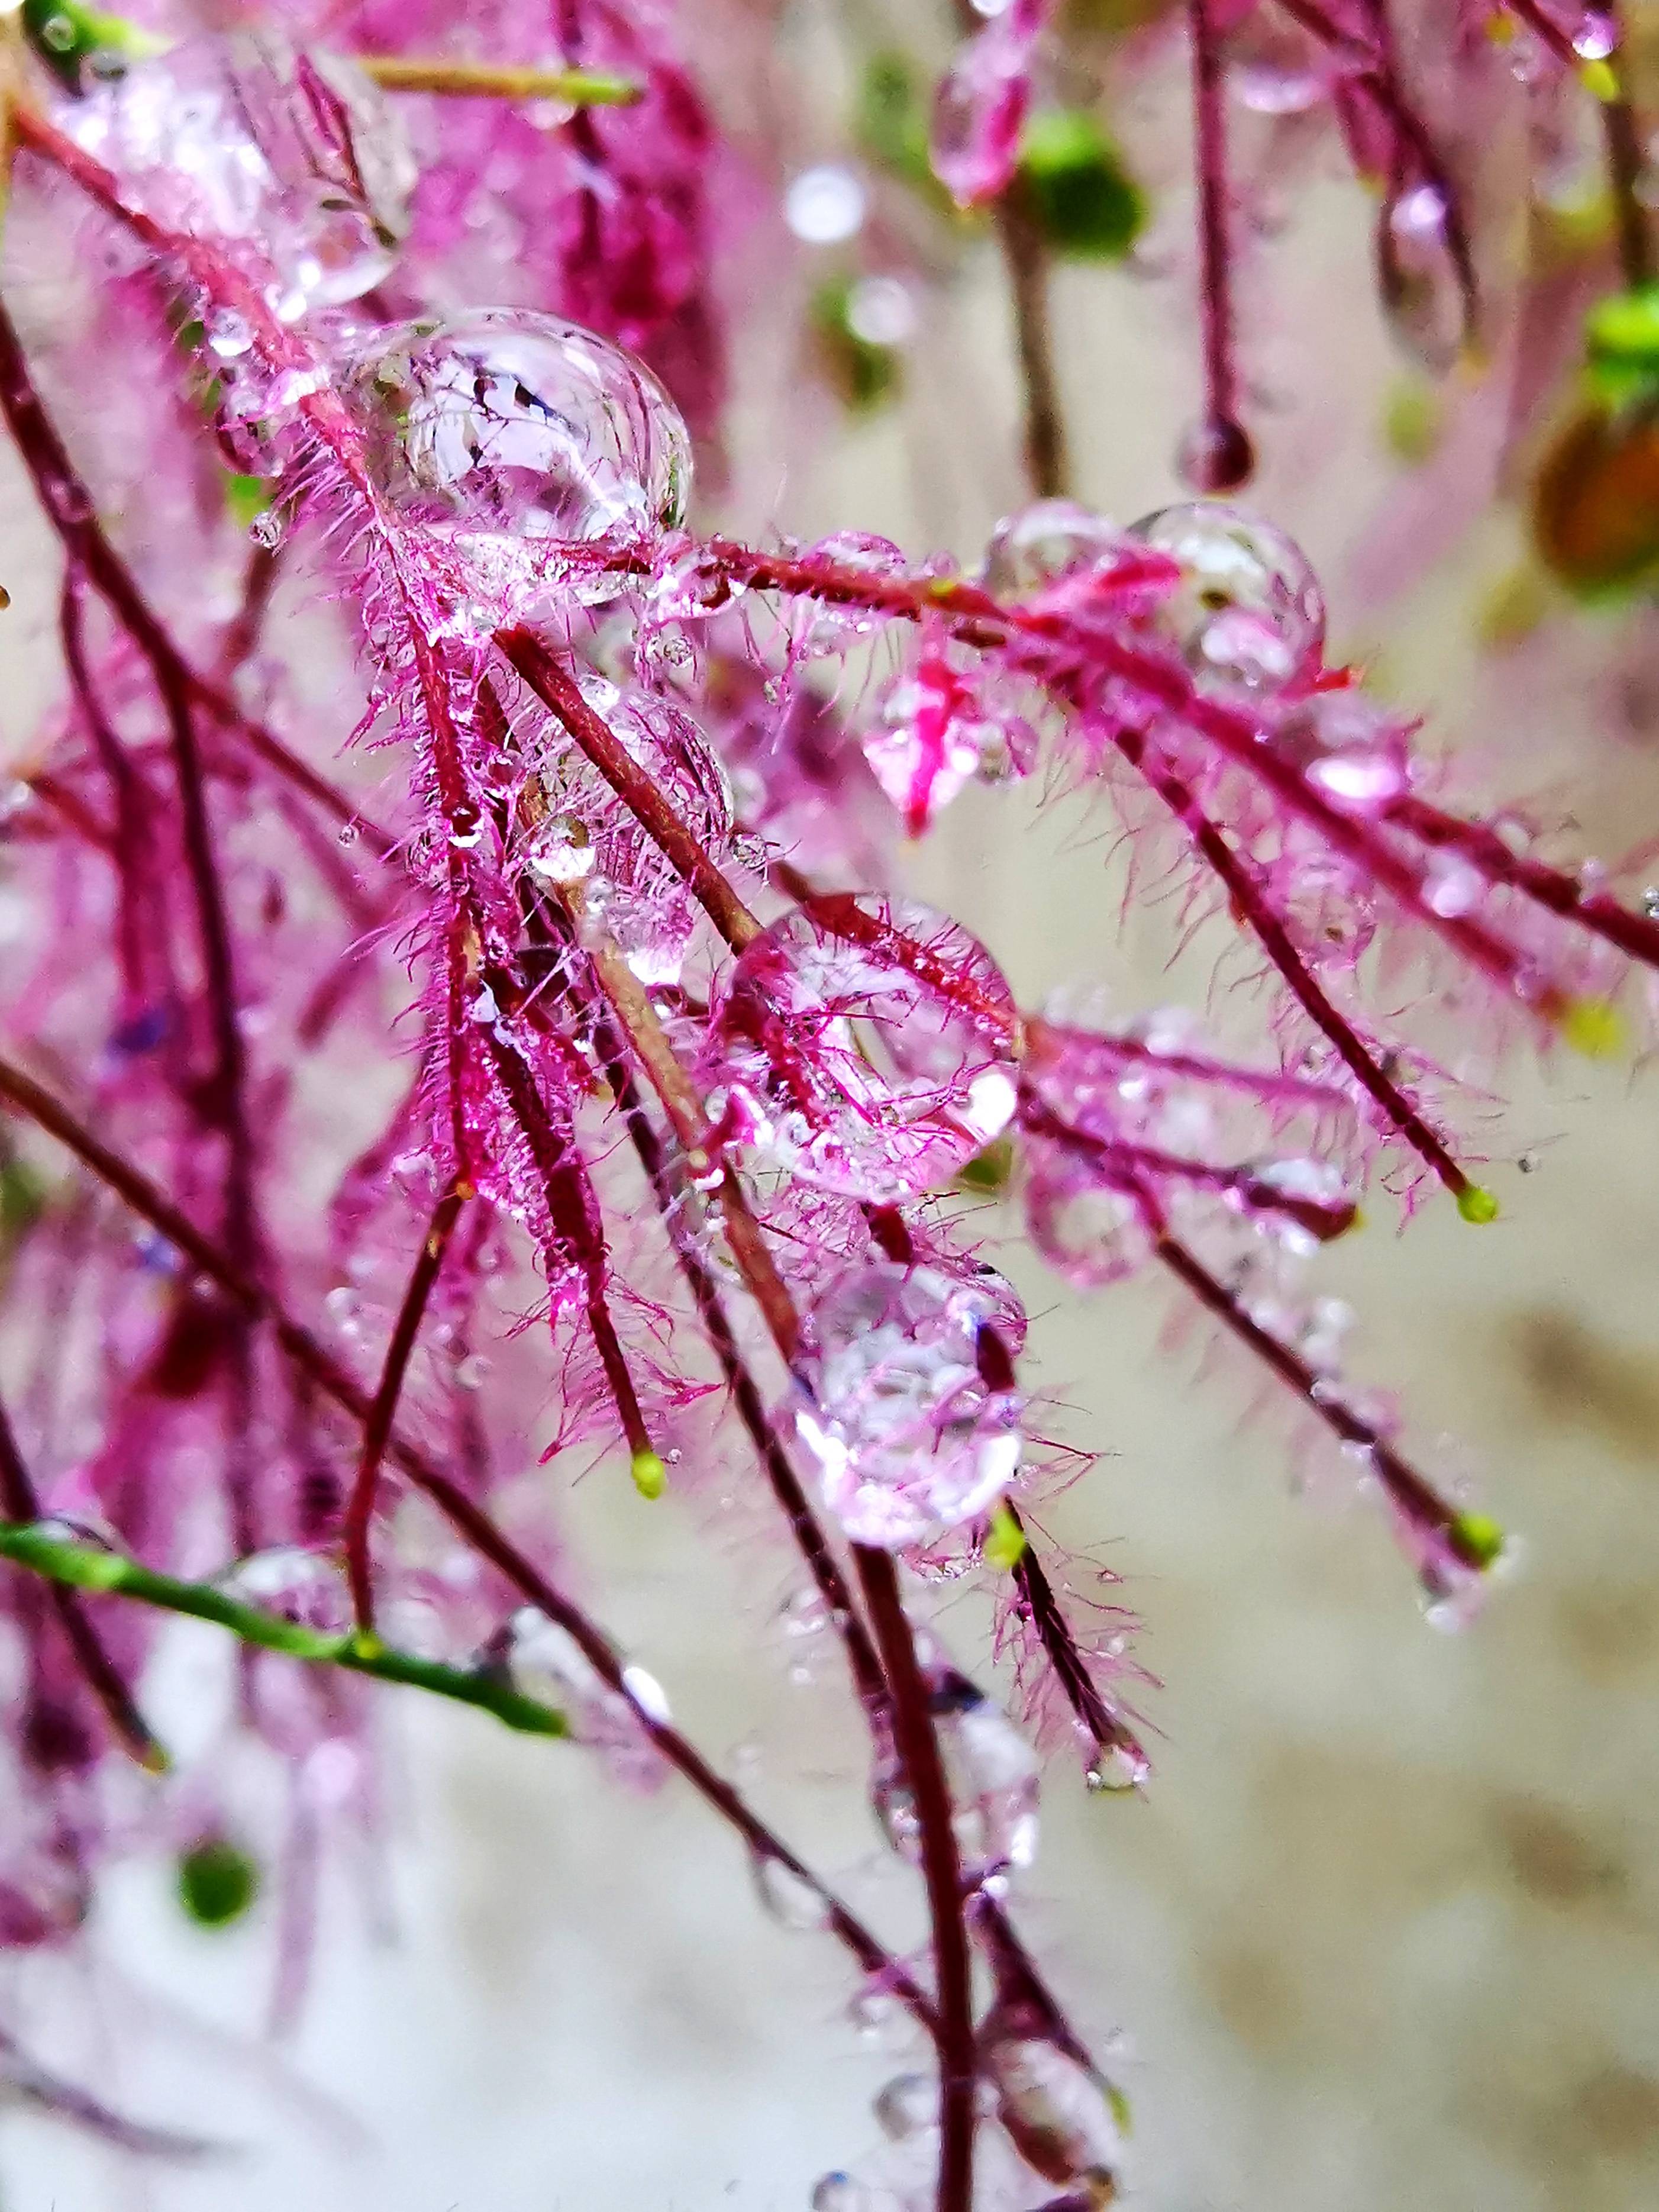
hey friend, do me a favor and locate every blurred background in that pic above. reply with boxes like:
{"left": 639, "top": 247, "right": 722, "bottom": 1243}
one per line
{"left": 3, "top": 6, "right": 1659, "bottom": 2206}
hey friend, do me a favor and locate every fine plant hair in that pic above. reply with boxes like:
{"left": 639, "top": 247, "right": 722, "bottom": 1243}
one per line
{"left": 0, "top": 0, "right": 1653, "bottom": 2206}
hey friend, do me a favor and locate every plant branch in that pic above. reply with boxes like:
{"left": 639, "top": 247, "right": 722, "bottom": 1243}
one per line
{"left": 0, "top": 1522, "right": 567, "bottom": 1736}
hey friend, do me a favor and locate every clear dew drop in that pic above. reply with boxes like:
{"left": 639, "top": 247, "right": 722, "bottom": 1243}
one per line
{"left": 1273, "top": 689, "right": 1410, "bottom": 812}
{"left": 982, "top": 498, "right": 1132, "bottom": 599}
{"left": 1129, "top": 502, "right": 1325, "bottom": 695}
{"left": 873, "top": 2069, "right": 938, "bottom": 2142}
{"left": 984, "top": 2032, "right": 1127, "bottom": 2190}
{"left": 60, "top": 34, "right": 414, "bottom": 311}
{"left": 1086, "top": 1740, "right": 1150, "bottom": 1794}
{"left": 338, "top": 311, "right": 693, "bottom": 586}
{"left": 217, "top": 1546, "right": 350, "bottom": 1633}
{"left": 794, "top": 1261, "right": 1025, "bottom": 1548}
{"left": 749, "top": 1849, "right": 831, "bottom": 1932}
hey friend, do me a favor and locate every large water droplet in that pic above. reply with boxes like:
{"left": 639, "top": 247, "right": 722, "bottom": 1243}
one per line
{"left": 60, "top": 34, "right": 413, "bottom": 309}
{"left": 702, "top": 894, "right": 1018, "bottom": 1203}
{"left": 983, "top": 2032, "right": 1127, "bottom": 2189}
{"left": 795, "top": 1261, "right": 1025, "bottom": 1547}
{"left": 1129, "top": 503, "right": 1325, "bottom": 695}
{"left": 340, "top": 310, "right": 692, "bottom": 598}
{"left": 873, "top": 2069, "right": 939, "bottom": 2141}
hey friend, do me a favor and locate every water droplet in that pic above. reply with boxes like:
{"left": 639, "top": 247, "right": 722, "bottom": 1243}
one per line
{"left": 785, "top": 165, "right": 867, "bottom": 244}
{"left": 248, "top": 507, "right": 284, "bottom": 549}
{"left": 931, "top": 15, "right": 1033, "bottom": 207}
{"left": 864, "top": 653, "right": 1035, "bottom": 835}
{"left": 1025, "top": 1168, "right": 1152, "bottom": 1289}
{"left": 1086, "top": 1740, "right": 1150, "bottom": 1793}
{"left": 873, "top": 2069, "right": 938, "bottom": 2141}
{"left": 982, "top": 499, "right": 1137, "bottom": 601}
{"left": 1177, "top": 415, "right": 1256, "bottom": 494}
{"left": 206, "top": 308, "right": 253, "bottom": 359}
{"left": 1379, "top": 182, "right": 1467, "bottom": 370}
{"left": 525, "top": 811, "right": 595, "bottom": 884}
{"left": 620, "top": 1662, "right": 672, "bottom": 1724}
{"left": 750, "top": 1850, "right": 830, "bottom": 1930}
{"left": 59, "top": 35, "right": 414, "bottom": 310}
{"left": 1128, "top": 502, "right": 1325, "bottom": 695}
{"left": 339, "top": 311, "right": 692, "bottom": 603}
{"left": 701, "top": 894, "right": 1018, "bottom": 1203}
{"left": 845, "top": 277, "right": 916, "bottom": 347}
{"left": 1273, "top": 689, "right": 1410, "bottom": 812}
{"left": 811, "top": 2176, "right": 893, "bottom": 2212}
{"left": 794, "top": 1261, "right": 1025, "bottom": 1547}
{"left": 983, "top": 2032, "right": 1127, "bottom": 2188}
{"left": 218, "top": 1546, "right": 350, "bottom": 1632}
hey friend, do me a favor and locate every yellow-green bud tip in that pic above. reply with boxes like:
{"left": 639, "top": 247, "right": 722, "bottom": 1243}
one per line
{"left": 631, "top": 1449, "right": 667, "bottom": 1501}
{"left": 1580, "top": 57, "right": 1620, "bottom": 102}
{"left": 346, "top": 1627, "right": 386, "bottom": 1662}
{"left": 1560, "top": 996, "right": 1626, "bottom": 1059}
{"left": 1455, "top": 1184, "right": 1500, "bottom": 1226}
{"left": 139, "top": 1741, "right": 174, "bottom": 1777}
{"left": 983, "top": 1502, "right": 1027, "bottom": 1572}
{"left": 1450, "top": 1510, "right": 1506, "bottom": 1573}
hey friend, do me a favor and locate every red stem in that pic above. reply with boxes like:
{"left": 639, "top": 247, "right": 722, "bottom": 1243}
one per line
{"left": 0, "top": 1047, "right": 939, "bottom": 2039}
{"left": 1186, "top": 0, "right": 1252, "bottom": 485}
{"left": 856, "top": 1547, "right": 977, "bottom": 2212}
{"left": 0, "top": 1389, "right": 165, "bottom": 1772}
{"left": 344, "top": 1182, "right": 469, "bottom": 1633}
{"left": 498, "top": 630, "right": 762, "bottom": 952}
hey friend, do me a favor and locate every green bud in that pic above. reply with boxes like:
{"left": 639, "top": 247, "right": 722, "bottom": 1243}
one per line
{"left": 178, "top": 1838, "right": 260, "bottom": 1929}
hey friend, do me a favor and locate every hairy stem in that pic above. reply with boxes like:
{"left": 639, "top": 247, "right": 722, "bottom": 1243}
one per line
{"left": 0, "top": 1049, "right": 938, "bottom": 2036}
{"left": 856, "top": 1547, "right": 976, "bottom": 2212}
{"left": 344, "top": 1182, "right": 470, "bottom": 1633}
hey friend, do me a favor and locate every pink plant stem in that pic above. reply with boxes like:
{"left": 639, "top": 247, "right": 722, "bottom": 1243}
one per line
{"left": 1389, "top": 794, "right": 1659, "bottom": 969}
{"left": 856, "top": 1546, "right": 977, "bottom": 2212}
{"left": 1109, "top": 723, "right": 1476, "bottom": 1196}
{"left": 575, "top": 959, "right": 1103, "bottom": 2089}
{"left": 498, "top": 629, "right": 763, "bottom": 951}
{"left": 1186, "top": 0, "right": 1249, "bottom": 476}
{"left": 0, "top": 1045, "right": 941, "bottom": 2039}
{"left": 1006, "top": 1513, "right": 1150, "bottom": 1785}
{"left": 344, "top": 1182, "right": 469, "bottom": 1634}
{"left": 1025, "top": 1017, "right": 1355, "bottom": 1115}
{"left": 0, "top": 1387, "right": 164, "bottom": 1771}
{"left": 1021, "top": 1094, "right": 1358, "bottom": 1241}
{"left": 1126, "top": 1171, "right": 1490, "bottom": 1571}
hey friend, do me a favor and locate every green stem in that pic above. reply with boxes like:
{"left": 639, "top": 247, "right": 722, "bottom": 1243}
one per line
{"left": 0, "top": 1523, "right": 566, "bottom": 1740}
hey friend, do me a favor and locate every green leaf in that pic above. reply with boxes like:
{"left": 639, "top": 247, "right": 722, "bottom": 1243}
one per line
{"left": 1016, "top": 110, "right": 1145, "bottom": 261}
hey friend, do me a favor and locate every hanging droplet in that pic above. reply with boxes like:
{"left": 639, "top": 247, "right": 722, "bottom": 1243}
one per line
{"left": 795, "top": 1261, "right": 1025, "bottom": 1547}
{"left": 60, "top": 34, "right": 414, "bottom": 309}
{"left": 983, "top": 2030, "right": 1127, "bottom": 2190}
{"left": 1024, "top": 1165, "right": 1153, "bottom": 1289}
{"left": 749, "top": 1849, "right": 831, "bottom": 1932}
{"left": 873, "top": 2069, "right": 939, "bottom": 2142}
{"left": 1128, "top": 502, "right": 1325, "bottom": 694}
{"left": 340, "top": 310, "right": 693, "bottom": 594}
{"left": 1086, "top": 1740, "right": 1151, "bottom": 1794}
{"left": 1177, "top": 415, "right": 1256, "bottom": 495}
{"left": 701, "top": 893, "right": 1019, "bottom": 1203}
{"left": 1377, "top": 181, "right": 1467, "bottom": 373}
